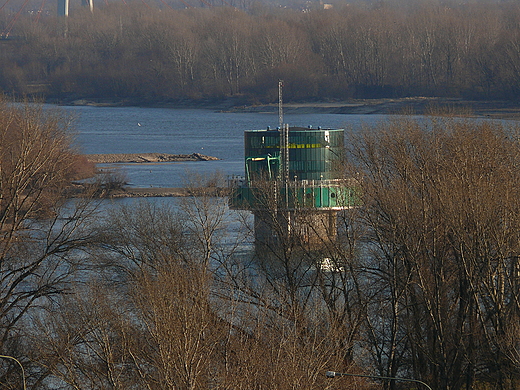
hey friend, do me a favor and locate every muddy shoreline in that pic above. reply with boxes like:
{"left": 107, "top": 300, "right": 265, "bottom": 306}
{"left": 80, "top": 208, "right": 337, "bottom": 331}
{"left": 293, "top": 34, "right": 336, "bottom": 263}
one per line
{"left": 228, "top": 98, "right": 520, "bottom": 120}
{"left": 108, "top": 187, "right": 226, "bottom": 198}
{"left": 87, "top": 152, "right": 219, "bottom": 164}
{"left": 67, "top": 97, "right": 520, "bottom": 120}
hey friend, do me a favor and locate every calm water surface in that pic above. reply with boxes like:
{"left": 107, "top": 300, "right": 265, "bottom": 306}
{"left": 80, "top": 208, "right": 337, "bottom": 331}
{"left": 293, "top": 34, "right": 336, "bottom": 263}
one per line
{"left": 60, "top": 105, "right": 388, "bottom": 188}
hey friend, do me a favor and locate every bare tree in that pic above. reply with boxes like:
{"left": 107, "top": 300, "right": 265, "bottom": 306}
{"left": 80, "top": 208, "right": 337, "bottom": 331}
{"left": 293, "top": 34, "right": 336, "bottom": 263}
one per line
{"left": 39, "top": 170, "right": 365, "bottom": 390}
{"left": 347, "top": 115, "right": 520, "bottom": 390}
{"left": 0, "top": 98, "right": 101, "bottom": 388}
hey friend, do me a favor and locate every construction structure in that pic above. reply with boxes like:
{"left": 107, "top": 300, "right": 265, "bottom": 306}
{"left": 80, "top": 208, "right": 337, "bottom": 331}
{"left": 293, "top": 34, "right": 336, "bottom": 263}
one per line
{"left": 228, "top": 124, "right": 357, "bottom": 249}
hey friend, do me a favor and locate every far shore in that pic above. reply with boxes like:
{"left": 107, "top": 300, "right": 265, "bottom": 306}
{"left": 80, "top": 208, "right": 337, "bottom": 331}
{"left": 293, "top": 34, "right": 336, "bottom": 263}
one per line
{"left": 61, "top": 97, "right": 520, "bottom": 121}
{"left": 227, "top": 98, "right": 520, "bottom": 120}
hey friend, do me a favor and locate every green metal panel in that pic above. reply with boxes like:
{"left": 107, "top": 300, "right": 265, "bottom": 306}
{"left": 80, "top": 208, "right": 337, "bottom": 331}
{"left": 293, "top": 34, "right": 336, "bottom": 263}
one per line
{"left": 244, "top": 127, "right": 344, "bottom": 181}
{"left": 228, "top": 182, "right": 360, "bottom": 210}
{"left": 229, "top": 126, "right": 357, "bottom": 211}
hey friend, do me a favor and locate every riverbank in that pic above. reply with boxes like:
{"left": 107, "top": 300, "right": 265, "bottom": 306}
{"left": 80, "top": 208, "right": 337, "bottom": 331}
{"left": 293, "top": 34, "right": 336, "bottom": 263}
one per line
{"left": 227, "top": 98, "right": 520, "bottom": 120}
{"left": 87, "top": 153, "right": 219, "bottom": 164}
{"left": 108, "top": 187, "right": 226, "bottom": 198}
{"left": 69, "top": 183, "right": 227, "bottom": 198}
{"left": 63, "top": 97, "right": 520, "bottom": 120}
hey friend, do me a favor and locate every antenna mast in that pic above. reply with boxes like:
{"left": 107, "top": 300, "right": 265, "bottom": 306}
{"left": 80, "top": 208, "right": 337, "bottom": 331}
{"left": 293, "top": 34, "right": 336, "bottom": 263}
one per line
{"left": 278, "top": 81, "right": 290, "bottom": 222}
{"left": 278, "top": 80, "right": 288, "bottom": 183}
{"left": 278, "top": 80, "right": 283, "bottom": 129}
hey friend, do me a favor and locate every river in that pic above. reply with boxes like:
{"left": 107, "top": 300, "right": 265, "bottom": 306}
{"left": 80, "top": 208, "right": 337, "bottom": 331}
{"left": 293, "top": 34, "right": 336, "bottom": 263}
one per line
{"left": 59, "top": 105, "right": 388, "bottom": 188}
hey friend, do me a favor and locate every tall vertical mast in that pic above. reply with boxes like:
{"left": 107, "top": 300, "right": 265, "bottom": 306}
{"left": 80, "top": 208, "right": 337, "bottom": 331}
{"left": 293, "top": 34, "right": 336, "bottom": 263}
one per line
{"left": 283, "top": 123, "right": 289, "bottom": 184}
{"left": 278, "top": 80, "right": 283, "bottom": 130}
{"left": 278, "top": 82, "right": 290, "bottom": 226}
{"left": 283, "top": 123, "right": 290, "bottom": 225}
{"left": 279, "top": 80, "right": 289, "bottom": 184}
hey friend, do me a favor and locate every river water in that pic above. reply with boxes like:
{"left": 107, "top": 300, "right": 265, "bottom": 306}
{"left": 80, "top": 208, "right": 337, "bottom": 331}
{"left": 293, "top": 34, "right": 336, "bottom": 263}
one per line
{"left": 60, "top": 105, "right": 388, "bottom": 188}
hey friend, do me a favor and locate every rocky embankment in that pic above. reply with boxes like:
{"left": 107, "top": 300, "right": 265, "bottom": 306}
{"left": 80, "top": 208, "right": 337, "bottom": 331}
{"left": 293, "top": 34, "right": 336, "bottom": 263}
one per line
{"left": 87, "top": 152, "right": 219, "bottom": 164}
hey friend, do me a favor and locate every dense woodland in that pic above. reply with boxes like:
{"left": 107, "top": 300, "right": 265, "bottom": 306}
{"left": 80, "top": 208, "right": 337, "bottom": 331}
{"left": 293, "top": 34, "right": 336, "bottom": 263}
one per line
{"left": 1, "top": 0, "right": 520, "bottom": 102}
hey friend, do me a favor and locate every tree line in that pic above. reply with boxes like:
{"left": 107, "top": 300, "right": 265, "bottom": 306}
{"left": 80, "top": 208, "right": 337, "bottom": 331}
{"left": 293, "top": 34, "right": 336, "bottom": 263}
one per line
{"left": 2, "top": 98, "right": 520, "bottom": 389}
{"left": 1, "top": 0, "right": 520, "bottom": 103}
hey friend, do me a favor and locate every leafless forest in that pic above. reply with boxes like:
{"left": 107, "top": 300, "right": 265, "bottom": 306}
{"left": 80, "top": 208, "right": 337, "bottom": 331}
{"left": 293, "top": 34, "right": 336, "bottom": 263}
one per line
{"left": 1, "top": 0, "right": 520, "bottom": 103}
{"left": 2, "top": 97, "right": 520, "bottom": 389}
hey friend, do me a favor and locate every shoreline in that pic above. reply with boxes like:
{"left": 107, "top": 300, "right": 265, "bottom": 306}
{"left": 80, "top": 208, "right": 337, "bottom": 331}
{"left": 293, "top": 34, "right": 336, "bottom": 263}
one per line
{"left": 111, "top": 187, "right": 191, "bottom": 198}
{"left": 87, "top": 152, "right": 219, "bottom": 164}
{"left": 109, "top": 187, "right": 227, "bottom": 198}
{"left": 227, "top": 98, "right": 520, "bottom": 120}
{"left": 62, "top": 97, "right": 520, "bottom": 120}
